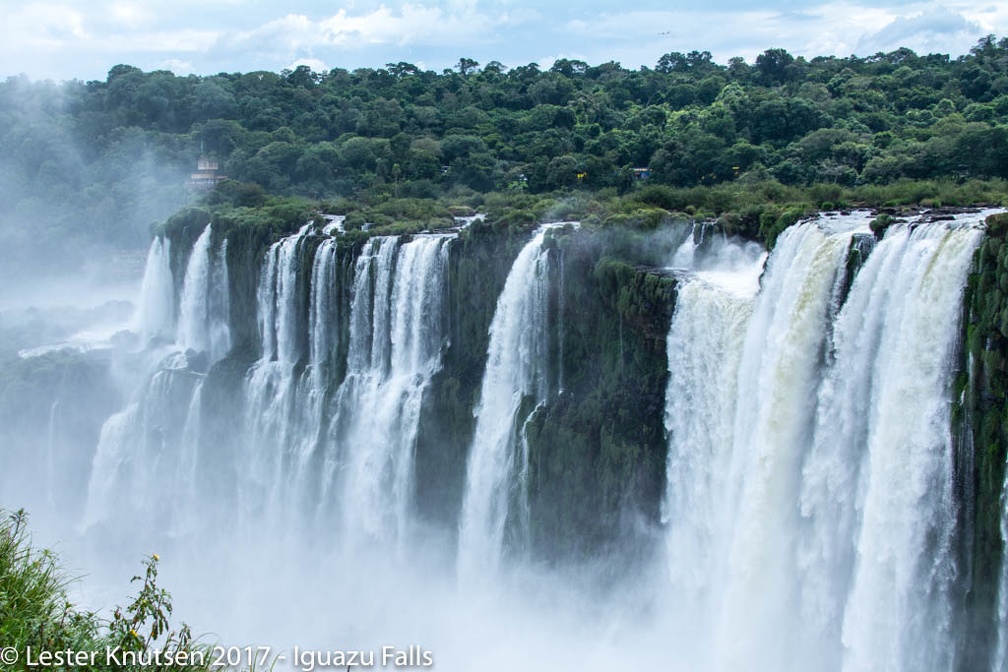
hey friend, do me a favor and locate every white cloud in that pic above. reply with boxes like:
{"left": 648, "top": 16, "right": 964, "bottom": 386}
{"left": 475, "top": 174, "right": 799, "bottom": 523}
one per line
{"left": 2, "top": 4, "right": 88, "bottom": 48}
{"left": 204, "top": 3, "right": 542, "bottom": 75}
{"left": 0, "top": 1, "right": 218, "bottom": 80}
{"left": 557, "top": 2, "right": 996, "bottom": 66}
{"left": 856, "top": 5, "right": 982, "bottom": 55}
{"left": 0, "top": 0, "right": 1004, "bottom": 81}
{"left": 104, "top": 29, "right": 219, "bottom": 53}
{"left": 108, "top": 2, "right": 155, "bottom": 28}
{"left": 159, "top": 58, "right": 195, "bottom": 74}
{"left": 285, "top": 56, "right": 330, "bottom": 73}
{"left": 224, "top": 4, "right": 536, "bottom": 54}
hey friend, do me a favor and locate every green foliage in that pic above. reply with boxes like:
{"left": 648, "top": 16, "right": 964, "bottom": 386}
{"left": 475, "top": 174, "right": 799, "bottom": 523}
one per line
{"left": 0, "top": 509, "right": 98, "bottom": 655}
{"left": 5, "top": 35, "right": 1008, "bottom": 284}
{"left": 869, "top": 212, "right": 896, "bottom": 237}
{"left": 414, "top": 225, "right": 529, "bottom": 524}
{"left": 0, "top": 510, "right": 213, "bottom": 671}
{"left": 521, "top": 228, "right": 677, "bottom": 559}
{"left": 987, "top": 212, "right": 1008, "bottom": 237}
{"left": 954, "top": 218, "right": 1008, "bottom": 669}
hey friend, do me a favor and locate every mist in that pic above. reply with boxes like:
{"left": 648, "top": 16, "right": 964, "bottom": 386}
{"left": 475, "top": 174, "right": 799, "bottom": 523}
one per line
{"left": 0, "top": 217, "right": 685, "bottom": 672}
{"left": 0, "top": 74, "right": 193, "bottom": 291}
{"left": 0, "top": 71, "right": 681, "bottom": 672}
{"left": 1, "top": 31, "right": 1007, "bottom": 670}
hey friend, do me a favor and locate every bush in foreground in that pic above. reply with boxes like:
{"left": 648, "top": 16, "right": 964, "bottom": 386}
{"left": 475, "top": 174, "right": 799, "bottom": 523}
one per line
{"left": 0, "top": 509, "right": 214, "bottom": 671}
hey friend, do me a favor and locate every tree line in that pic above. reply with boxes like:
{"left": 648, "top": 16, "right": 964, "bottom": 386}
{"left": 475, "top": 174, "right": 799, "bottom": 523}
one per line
{"left": 1, "top": 37, "right": 1006, "bottom": 277}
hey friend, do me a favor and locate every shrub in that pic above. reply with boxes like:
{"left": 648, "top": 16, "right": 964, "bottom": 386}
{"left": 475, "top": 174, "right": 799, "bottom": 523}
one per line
{"left": 0, "top": 509, "right": 214, "bottom": 671}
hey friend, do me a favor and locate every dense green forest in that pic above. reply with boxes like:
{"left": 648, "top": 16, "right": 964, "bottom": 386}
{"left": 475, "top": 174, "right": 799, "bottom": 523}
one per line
{"left": 1, "top": 36, "right": 1007, "bottom": 281}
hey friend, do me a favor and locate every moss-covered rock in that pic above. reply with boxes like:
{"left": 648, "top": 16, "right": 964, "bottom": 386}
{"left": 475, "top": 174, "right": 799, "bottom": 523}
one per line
{"left": 413, "top": 224, "right": 531, "bottom": 529}
{"left": 524, "top": 228, "right": 675, "bottom": 561}
{"left": 955, "top": 224, "right": 1008, "bottom": 671}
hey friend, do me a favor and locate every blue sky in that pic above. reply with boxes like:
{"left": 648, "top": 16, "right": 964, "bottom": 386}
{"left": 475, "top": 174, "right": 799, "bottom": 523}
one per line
{"left": 1, "top": 0, "right": 1005, "bottom": 82}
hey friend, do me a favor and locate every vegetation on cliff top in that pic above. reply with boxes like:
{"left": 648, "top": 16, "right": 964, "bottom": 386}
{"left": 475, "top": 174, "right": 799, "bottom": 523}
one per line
{"left": 2, "top": 36, "right": 1008, "bottom": 279}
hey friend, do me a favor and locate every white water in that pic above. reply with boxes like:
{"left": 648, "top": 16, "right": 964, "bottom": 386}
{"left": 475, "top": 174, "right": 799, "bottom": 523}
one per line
{"left": 176, "top": 225, "right": 213, "bottom": 353}
{"left": 82, "top": 354, "right": 201, "bottom": 530}
{"left": 996, "top": 461, "right": 1008, "bottom": 672}
{"left": 458, "top": 226, "right": 555, "bottom": 581}
{"left": 134, "top": 236, "right": 174, "bottom": 341}
{"left": 232, "top": 227, "right": 456, "bottom": 548}
{"left": 836, "top": 225, "right": 979, "bottom": 672}
{"left": 308, "top": 237, "right": 341, "bottom": 391}
{"left": 242, "top": 223, "right": 320, "bottom": 531}
{"left": 18, "top": 208, "right": 1005, "bottom": 672}
{"left": 330, "top": 235, "right": 451, "bottom": 548}
{"left": 84, "top": 225, "right": 231, "bottom": 534}
{"left": 662, "top": 211, "right": 984, "bottom": 672}
{"left": 717, "top": 223, "right": 853, "bottom": 672}
{"left": 661, "top": 228, "right": 765, "bottom": 664}
{"left": 662, "top": 278, "right": 755, "bottom": 655}
{"left": 175, "top": 225, "right": 231, "bottom": 362}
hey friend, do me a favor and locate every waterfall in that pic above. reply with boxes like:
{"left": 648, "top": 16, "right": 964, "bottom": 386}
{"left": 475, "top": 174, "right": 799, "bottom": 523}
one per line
{"left": 243, "top": 224, "right": 315, "bottom": 528}
{"left": 838, "top": 224, "right": 980, "bottom": 672}
{"left": 83, "top": 353, "right": 201, "bottom": 530}
{"left": 308, "top": 237, "right": 341, "bottom": 391}
{"left": 210, "top": 238, "right": 231, "bottom": 360}
{"left": 171, "top": 379, "right": 204, "bottom": 537}
{"left": 995, "top": 464, "right": 1008, "bottom": 672}
{"left": 85, "top": 226, "right": 229, "bottom": 533}
{"left": 229, "top": 227, "right": 454, "bottom": 546}
{"left": 83, "top": 403, "right": 141, "bottom": 528}
{"left": 134, "top": 236, "right": 174, "bottom": 341}
{"left": 458, "top": 226, "right": 554, "bottom": 581}
{"left": 661, "top": 212, "right": 984, "bottom": 672}
{"left": 330, "top": 235, "right": 451, "bottom": 547}
{"left": 715, "top": 222, "right": 852, "bottom": 672}
{"left": 661, "top": 270, "right": 759, "bottom": 656}
{"left": 45, "top": 399, "right": 60, "bottom": 508}
{"left": 175, "top": 225, "right": 231, "bottom": 362}
{"left": 176, "top": 225, "right": 213, "bottom": 353}
{"left": 60, "top": 204, "right": 1007, "bottom": 669}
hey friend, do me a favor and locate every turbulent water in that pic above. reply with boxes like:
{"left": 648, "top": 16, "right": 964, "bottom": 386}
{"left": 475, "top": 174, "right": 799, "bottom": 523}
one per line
{"left": 458, "top": 226, "right": 554, "bottom": 581}
{"left": 134, "top": 235, "right": 174, "bottom": 341}
{"left": 996, "top": 458, "right": 1008, "bottom": 672}
{"left": 663, "top": 212, "right": 985, "bottom": 672}
{"left": 329, "top": 234, "right": 451, "bottom": 548}
{"left": 176, "top": 225, "right": 230, "bottom": 362}
{"left": 4, "top": 210, "right": 1007, "bottom": 672}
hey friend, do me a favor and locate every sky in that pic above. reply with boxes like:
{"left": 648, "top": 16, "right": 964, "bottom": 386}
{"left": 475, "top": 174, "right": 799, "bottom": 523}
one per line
{"left": 1, "top": 0, "right": 1006, "bottom": 82}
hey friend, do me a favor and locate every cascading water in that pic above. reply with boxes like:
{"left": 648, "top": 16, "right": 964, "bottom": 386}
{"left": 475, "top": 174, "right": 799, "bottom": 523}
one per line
{"left": 716, "top": 222, "right": 853, "bottom": 672}
{"left": 176, "top": 225, "right": 213, "bottom": 352}
{"left": 236, "top": 226, "right": 454, "bottom": 547}
{"left": 661, "top": 236, "right": 764, "bottom": 658}
{"left": 84, "top": 223, "right": 231, "bottom": 534}
{"left": 328, "top": 235, "right": 451, "bottom": 547}
{"left": 241, "top": 223, "right": 321, "bottom": 533}
{"left": 828, "top": 224, "right": 979, "bottom": 672}
{"left": 83, "top": 354, "right": 200, "bottom": 530}
{"left": 15, "top": 205, "right": 1007, "bottom": 672}
{"left": 134, "top": 236, "right": 174, "bottom": 341}
{"left": 458, "top": 226, "right": 554, "bottom": 581}
{"left": 307, "top": 237, "right": 342, "bottom": 392}
{"left": 661, "top": 211, "right": 985, "bottom": 672}
{"left": 171, "top": 379, "right": 204, "bottom": 536}
{"left": 995, "top": 466, "right": 1008, "bottom": 672}
{"left": 176, "top": 225, "right": 231, "bottom": 362}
